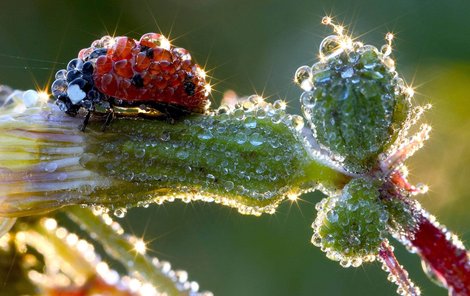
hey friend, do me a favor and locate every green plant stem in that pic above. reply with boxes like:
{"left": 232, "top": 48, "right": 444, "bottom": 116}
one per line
{"left": 0, "top": 104, "right": 350, "bottom": 217}
{"left": 80, "top": 114, "right": 350, "bottom": 212}
{"left": 66, "top": 206, "right": 184, "bottom": 296}
{"left": 32, "top": 221, "right": 96, "bottom": 279}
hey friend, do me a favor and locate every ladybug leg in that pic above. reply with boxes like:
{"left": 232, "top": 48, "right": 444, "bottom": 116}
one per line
{"left": 163, "top": 107, "right": 176, "bottom": 124}
{"left": 79, "top": 110, "right": 92, "bottom": 132}
{"left": 101, "top": 109, "right": 115, "bottom": 131}
{"left": 165, "top": 112, "right": 175, "bottom": 124}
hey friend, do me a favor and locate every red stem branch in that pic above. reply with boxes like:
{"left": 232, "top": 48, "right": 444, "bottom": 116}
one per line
{"left": 409, "top": 210, "right": 470, "bottom": 295}
{"left": 378, "top": 240, "right": 421, "bottom": 295}
{"left": 385, "top": 173, "right": 470, "bottom": 295}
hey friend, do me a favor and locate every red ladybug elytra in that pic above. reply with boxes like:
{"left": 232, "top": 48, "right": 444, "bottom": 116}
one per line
{"left": 51, "top": 33, "right": 211, "bottom": 129}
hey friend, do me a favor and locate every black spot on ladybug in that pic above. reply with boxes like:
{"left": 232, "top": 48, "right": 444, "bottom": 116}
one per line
{"left": 140, "top": 46, "right": 154, "bottom": 59}
{"left": 183, "top": 78, "right": 195, "bottom": 96}
{"left": 145, "top": 48, "right": 154, "bottom": 59}
{"left": 131, "top": 74, "right": 144, "bottom": 88}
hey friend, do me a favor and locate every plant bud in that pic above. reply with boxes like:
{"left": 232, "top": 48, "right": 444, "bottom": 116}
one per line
{"left": 296, "top": 27, "right": 411, "bottom": 173}
{"left": 311, "top": 177, "right": 388, "bottom": 267}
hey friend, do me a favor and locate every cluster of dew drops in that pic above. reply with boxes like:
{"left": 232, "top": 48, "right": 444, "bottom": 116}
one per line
{"left": 293, "top": 16, "right": 422, "bottom": 271}
{"left": 295, "top": 16, "right": 397, "bottom": 93}
{"left": 9, "top": 213, "right": 211, "bottom": 295}
{"left": 98, "top": 94, "right": 309, "bottom": 218}
{"left": 294, "top": 16, "right": 432, "bottom": 170}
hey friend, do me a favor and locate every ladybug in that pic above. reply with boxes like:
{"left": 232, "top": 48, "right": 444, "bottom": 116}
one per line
{"left": 51, "top": 33, "right": 211, "bottom": 130}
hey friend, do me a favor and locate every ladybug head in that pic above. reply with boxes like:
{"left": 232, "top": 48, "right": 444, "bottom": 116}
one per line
{"left": 52, "top": 57, "right": 102, "bottom": 115}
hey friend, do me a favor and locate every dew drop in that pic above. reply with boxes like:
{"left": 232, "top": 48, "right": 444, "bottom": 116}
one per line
{"left": 421, "top": 259, "right": 446, "bottom": 288}
{"left": 242, "top": 100, "right": 254, "bottom": 111}
{"left": 292, "top": 115, "right": 305, "bottom": 131}
{"left": 57, "top": 172, "right": 68, "bottom": 181}
{"left": 134, "top": 148, "right": 146, "bottom": 158}
{"left": 248, "top": 95, "right": 263, "bottom": 105}
{"left": 270, "top": 113, "right": 282, "bottom": 124}
{"left": 322, "top": 16, "right": 332, "bottom": 25}
{"left": 124, "top": 171, "right": 135, "bottom": 181}
{"left": 67, "top": 58, "right": 84, "bottom": 71}
{"left": 312, "top": 69, "right": 332, "bottom": 83}
{"left": 80, "top": 184, "right": 94, "bottom": 195}
{"left": 273, "top": 100, "right": 286, "bottom": 110}
{"left": 55, "top": 69, "right": 68, "bottom": 80}
{"left": 249, "top": 133, "right": 263, "bottom": 146}
{"left": 341, "top": 67, "right": 354, "bottom": 79}
{"left": 383, "top": 57, "right": 395, "bottom": 70}
{"left": 268, "top": 138, "right": 280, "bottom": 148}
{"left": 311, "top": 235, "right": 322, "bottom": 247}
{"left": 326, "top": 210, "right": 339, "bottom": 223}
{"left": 206, "top": 174, "right": 216, "bottom": 182}
{"left": 349, "top": 235, "right": 361, "bottom": 246}
{"left": 217, "top": 105, "right": 230, "bottom": 115}
{"left": 300, "top": 91, "right": 315, "bottom": 109}
{"left": 351, "top": 258, "right": 363, "bottom": 267}
{"left": 319, "top": 35, "right": 342, "bottom": 57}
{"left": 381, "top": 44, "right": 392, "bottom": 56}
{"left": 44, "top": 162, "right": 58, "bottom": 173}
{"left": 22, "top": 90, "right": 40, "bottom": 107}
{"left": 379, "top": 211, "right": 389, "bottom": 223}
{"left": 256, "top": 109, "right": 267, "bottom": 119}
{"left": 233, "top": 108, "right": 245, "bottom": 120}
{"left": 160, "top": 131, "right": 170, "bottom": 142}
{"left": 294, "top": 66, "right": 313, "bottom": 91}
{"left": 51, "top": 79, "right": 68, "bottom": 97}
{"left": 235, "top": 133, "right": 247, "bottom": 144}
{"left": 198, "top": 130, "right": 213, "bottom": 140}
{"left": 190, "top": 281, "right": 200, "bottom": 292}
{"left": 339, "top": 259, "right": 351, "bottom": 268}
{"left": 244, "top": 117, "right": 257, "bottom": 129}
{"left": 176, "top": 150, "right": 189, "bottom": 160}
{"left": 113, "top": 208, "right": 127, "bottom": 218}
{"left": 224, "top": 181, "right": 234, "bottom": 191}
{"left": 387, "top": 273, "right": 397, "bottom": 283}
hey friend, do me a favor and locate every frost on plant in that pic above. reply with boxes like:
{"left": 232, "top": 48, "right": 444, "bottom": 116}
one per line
{"left": 0, "top": 16, "right": 469, "bottom": 296}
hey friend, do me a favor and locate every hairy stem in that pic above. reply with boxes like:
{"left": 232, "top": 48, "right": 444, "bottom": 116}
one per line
{"left": 66, "top": 206, "right": 189, "bottom": 296}
{"left": 410, "top": 210, "right": 470, "bottom": 295}
{"left": 382, "top": 181, "right": 470, "bottom": 294}
{"left": 378, "top": 240, "right": 421, "bottom": 296}
{"left": 0, "top": 100, "right": 350, "bottom": 217}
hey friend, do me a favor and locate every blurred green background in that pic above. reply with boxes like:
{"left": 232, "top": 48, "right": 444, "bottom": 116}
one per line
{"left": 0, "top": 0, "right": 469, "bottom": 295}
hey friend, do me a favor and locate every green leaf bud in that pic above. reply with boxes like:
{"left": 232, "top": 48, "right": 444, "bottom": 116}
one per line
{"left": 296, "top": 28, "right": 412, "bottom": 173}
{"left": 311, "top": 177, "right": 388, "bottom": 267}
